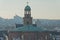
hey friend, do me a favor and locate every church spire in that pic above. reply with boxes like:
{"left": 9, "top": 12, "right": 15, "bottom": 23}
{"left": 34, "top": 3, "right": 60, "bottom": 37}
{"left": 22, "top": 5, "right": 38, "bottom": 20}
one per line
{"left": 23, "top": 2, "right": 32, "bottom": 25}
{"left": 27, "top": 2, "right": 29, "bottom": 5}
{"left": 24, "top": 1, "right": 31, "bottom": 11}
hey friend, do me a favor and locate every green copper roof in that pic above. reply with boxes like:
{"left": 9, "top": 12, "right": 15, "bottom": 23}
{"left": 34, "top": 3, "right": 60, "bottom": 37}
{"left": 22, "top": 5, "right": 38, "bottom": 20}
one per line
{"left": 11, "top": 25, "right": 45, "bottom": 32}
{"left": 25, "top": 5, "right": 31, "bottom": 11}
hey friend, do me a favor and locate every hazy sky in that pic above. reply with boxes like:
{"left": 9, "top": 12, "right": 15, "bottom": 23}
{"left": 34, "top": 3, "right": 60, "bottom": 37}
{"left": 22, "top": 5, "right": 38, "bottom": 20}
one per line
{"left": 0, "top": 0, "right": 60, "bottom": 19}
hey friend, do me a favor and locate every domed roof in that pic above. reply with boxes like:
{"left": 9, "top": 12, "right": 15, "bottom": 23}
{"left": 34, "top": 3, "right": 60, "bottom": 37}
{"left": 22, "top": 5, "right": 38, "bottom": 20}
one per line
{"left": 25, "top": 5, "right": 31, "bottom": 11}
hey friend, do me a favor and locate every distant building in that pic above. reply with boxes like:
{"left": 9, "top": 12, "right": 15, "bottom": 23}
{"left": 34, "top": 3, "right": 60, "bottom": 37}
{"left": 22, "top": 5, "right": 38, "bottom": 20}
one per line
{"left": 0, "top": 30, "right": 8, "bottom": 40}
{"left": 8, "top": 4, "right": 51, "bottom": 40}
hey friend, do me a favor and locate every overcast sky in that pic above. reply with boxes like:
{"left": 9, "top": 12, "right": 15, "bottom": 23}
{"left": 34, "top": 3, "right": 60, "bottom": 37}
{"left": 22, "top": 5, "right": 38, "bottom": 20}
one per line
{"left": 0, "top": 0, "right": 60, "bottom": 19}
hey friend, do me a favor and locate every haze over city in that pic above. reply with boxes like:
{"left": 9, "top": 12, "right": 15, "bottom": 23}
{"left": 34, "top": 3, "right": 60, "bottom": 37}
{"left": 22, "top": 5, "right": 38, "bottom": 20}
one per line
{"left": 0, "top": 0, "right": 60, "bottom": 19}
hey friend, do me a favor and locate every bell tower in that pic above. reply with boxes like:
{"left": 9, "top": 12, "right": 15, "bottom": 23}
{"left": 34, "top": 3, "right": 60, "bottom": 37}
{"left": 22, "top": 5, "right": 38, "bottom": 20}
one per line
{"left": 23, "top": 2, "right": 32, "bottom": 25}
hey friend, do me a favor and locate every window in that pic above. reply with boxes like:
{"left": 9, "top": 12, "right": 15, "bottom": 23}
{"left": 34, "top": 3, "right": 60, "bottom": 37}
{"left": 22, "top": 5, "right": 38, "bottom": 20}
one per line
{"left": 27, "top": 22, "right": 29, "bottom": 24}
{"left": 13, "top": 37, "right": 20, "bottom": 40}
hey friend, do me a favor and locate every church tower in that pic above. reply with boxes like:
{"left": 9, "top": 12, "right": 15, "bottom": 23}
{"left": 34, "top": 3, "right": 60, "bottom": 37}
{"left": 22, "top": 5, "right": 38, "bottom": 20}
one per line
{"left": 23, "top": 3, "right": 32, "bottom": 25}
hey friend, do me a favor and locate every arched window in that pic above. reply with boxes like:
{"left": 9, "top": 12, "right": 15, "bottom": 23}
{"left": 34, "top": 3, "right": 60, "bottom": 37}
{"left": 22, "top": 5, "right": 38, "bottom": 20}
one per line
{"left": 13, "top": 37, "right": 21, "bottom": 40}
{"left": 45, "top": 35, "right": 47, "bottom": 40}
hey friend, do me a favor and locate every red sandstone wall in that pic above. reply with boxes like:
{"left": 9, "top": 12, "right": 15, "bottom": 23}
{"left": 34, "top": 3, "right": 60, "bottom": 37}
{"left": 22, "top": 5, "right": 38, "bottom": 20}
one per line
{"left": 8, "top": 31, "right": 50, "bottom": 40}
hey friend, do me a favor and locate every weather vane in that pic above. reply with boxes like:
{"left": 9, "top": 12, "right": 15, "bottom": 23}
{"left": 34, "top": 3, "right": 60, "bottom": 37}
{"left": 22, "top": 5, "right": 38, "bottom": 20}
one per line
{"left": 27, "top": 1, "right": 29, "bottom": 5}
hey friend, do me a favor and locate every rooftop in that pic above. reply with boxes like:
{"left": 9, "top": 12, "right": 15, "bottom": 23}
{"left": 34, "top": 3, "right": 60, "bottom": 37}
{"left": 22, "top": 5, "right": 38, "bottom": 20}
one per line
{"left": 11, "top": 25, "right": 46, "bottom": 32}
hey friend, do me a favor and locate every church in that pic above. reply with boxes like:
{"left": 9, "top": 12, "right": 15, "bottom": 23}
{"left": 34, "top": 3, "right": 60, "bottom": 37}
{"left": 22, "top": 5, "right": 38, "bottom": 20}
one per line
{"left": 0, "top": 3, "right": 60, "bottom": 40}
{"left": 8, "top": 4, "right": 51, "bottom": 40}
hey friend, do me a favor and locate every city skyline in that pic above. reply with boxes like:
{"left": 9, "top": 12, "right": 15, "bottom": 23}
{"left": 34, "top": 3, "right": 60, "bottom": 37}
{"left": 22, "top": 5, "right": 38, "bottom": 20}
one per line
{"left": 0, "top": 0, "right": 60, "bottom": 19}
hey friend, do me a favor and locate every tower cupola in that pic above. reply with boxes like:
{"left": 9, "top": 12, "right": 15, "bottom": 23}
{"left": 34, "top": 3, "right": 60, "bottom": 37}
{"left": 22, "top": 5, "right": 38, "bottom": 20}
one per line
{"left": 23, "top": 3, "right": 32, "bottom": 25}
{"left": 25, "top": 5, "right": 31, "bottom": 11}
